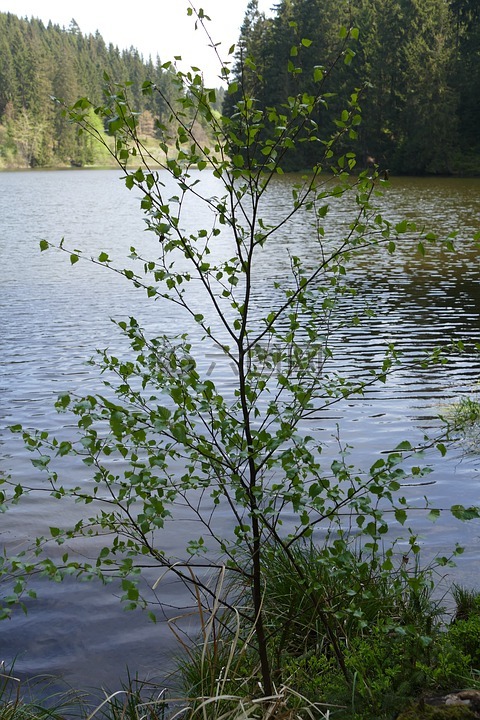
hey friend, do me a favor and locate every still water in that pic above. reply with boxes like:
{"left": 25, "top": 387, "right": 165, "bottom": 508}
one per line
{"left": 1, "top": 169, "right": 480, "bottom": 697}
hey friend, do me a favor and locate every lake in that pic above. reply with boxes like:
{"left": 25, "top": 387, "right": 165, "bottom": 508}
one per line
{"left": 1, "top": 168, "right": 480, "bottom": 700}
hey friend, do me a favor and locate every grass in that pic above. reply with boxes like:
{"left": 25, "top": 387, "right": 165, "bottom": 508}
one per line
{"left": 86, "top": 673, "right": 168, "bottom": 720}
{"left": 174, "top": 544, "right": 480, "bottom": 720}
{"left": 452, "top": 584, "right": 480, "bottom": 622}
{"left": 0, "top": 662, "right": 81, "bottom": 720}
{"left": 3, "top": 560, "right": 480, "bottom": 720}
{"left": 442, "top": 396, "right": 480, "bottom": 452}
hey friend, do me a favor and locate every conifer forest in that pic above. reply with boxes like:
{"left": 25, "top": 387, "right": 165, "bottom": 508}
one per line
{"left": 0, "top": 0, "right": 479, "bottom": 172}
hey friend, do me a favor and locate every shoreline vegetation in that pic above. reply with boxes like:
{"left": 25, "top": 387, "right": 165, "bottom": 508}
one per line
{"left": 1, "top": 106, "right": 480, "bottom": 177}
{"left": 2, "top": 149, "right": 480, "bottom": 176}
{"left": 0, "top": 138, "right": 161, "bottom": 172}
{"left": 4, "top": 573, "right": 480, "bottom": 720}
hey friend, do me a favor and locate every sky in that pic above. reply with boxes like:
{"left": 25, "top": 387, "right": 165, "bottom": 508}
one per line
{"left": 0, "top": 0, "right": 273, "bottom": 85}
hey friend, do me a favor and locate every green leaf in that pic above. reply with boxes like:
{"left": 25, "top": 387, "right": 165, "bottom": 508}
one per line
{"left": 31, "top": 455, "right": 50, "bottom": 469}
{"left": 451, "top": 504, "right": 480, "bottom": 521}
{"left": 382, "top": 557, "right": 393, "bottom": 571}
{"left": 70, "top": 253, "right": 79, "bottom": 265}
{"left": 58, "top": 441, "right": 72, "bottom": 456}
{"left": 428, "top": 509, "right": 440, "bottom": 522}
{"left": 370, "top": 458, "right": 385, "bottom": 472}
{"left": 436, "top": 443, "right": 447, "bottom": 457}
{"left": 171, "top": 424, "right": 188, "bottom": 444}
{"left": 39, "top": 239, "right": 49, "bottom": 251}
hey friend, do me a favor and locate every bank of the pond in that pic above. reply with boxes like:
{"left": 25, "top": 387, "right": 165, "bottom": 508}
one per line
{"left": 2, "top": 155, "right": 480, "bottom": 176}
{"left": 4, "top": 575, "right": 480, "bottom": 720}
{"left": 0, "top": 136, "right": 178, "bottom": 172}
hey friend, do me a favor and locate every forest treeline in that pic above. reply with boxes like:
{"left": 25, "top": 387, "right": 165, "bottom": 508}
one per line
{"left": 225, "top": 0, "right": 480, "bottom": 175}
{"left": 0, "top": 1, "right": 479, "bottom": 174}
{"left": 0, "top": 12, "right": 181, "bottom": 168}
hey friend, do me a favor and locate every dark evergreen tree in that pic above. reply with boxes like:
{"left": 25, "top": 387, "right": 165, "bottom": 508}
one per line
{"left": 450, "top": 0, "right": 480, "bottom": 160}
{"left": 224, "top": 0, "right": 468, "bottom": 174}
{"left": 223, "top": 0, "right": 270, "bottom": 118}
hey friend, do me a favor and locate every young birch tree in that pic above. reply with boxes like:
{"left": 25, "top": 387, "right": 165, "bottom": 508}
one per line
{"left": 1, "top": 4, "right": 472, "bottom": 703}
